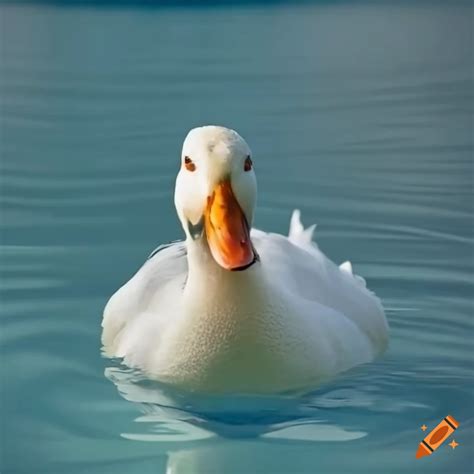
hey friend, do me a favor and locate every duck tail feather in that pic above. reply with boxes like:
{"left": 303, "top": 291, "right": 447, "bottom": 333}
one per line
{"left": 289, "top": 209, "right": 316, "bottom": 245}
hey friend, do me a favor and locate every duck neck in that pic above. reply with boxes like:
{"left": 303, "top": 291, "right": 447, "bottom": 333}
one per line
{"left": 184, "top": 238, "right": 264, "bottom": 305}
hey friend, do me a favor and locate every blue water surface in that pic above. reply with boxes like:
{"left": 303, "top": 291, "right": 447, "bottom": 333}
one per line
{"left": 1, "top": 1, "right": 473, "bottom": 473}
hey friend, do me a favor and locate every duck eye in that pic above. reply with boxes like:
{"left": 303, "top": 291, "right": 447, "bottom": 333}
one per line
{"left": 244, "top": 156, "right": 253, "bottom": 172}
{"left": 184, "top": 156, "right": 196, "bottom": 172}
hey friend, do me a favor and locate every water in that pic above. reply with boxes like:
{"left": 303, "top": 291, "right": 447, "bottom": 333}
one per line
{"left": 1, "top": 1, "right": 473, "bottom": 473}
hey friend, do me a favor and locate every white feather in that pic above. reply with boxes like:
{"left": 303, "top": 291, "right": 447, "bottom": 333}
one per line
{"left": 339, "top": 261, "right": 353, "bottom": 274}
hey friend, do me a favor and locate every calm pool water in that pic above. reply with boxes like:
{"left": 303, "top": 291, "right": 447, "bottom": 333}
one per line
{"left": 1, "top": 1, "right": 473, "bottom": 473}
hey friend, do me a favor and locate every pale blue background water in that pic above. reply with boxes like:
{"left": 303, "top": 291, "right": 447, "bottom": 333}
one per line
{"left": 1, "top": 1, "right": 473, "bottom": 473}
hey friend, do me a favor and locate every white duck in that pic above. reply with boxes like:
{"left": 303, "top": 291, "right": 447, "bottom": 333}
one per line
{"left": 102, "top": 126, "right": 388, "bottom": 394}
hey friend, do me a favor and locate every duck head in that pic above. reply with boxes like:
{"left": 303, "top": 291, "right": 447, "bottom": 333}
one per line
{"left": 175, "top": 126, "right": 258, "bottom": 271}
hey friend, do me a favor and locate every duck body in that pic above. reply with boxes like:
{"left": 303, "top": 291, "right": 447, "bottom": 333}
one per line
{"left": 102, "top": 212, "right": 388, "bottom": 394}
{"left": 102, "top": 125, "right": 388, "bottom": 394}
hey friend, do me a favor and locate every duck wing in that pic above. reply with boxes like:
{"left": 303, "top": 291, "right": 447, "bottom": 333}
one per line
{"left": 251, "top": 210, "right": 387, "bottom": 355}
{"left": 101, "top": 241, "right": 188, "bottom": 355}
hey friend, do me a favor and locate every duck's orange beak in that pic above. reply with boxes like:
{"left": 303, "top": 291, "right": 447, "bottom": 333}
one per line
{"left": 204, "top": 180, "right": 256, "bottom": 271}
